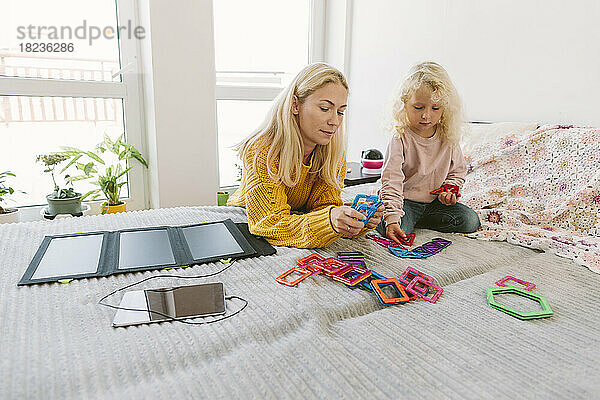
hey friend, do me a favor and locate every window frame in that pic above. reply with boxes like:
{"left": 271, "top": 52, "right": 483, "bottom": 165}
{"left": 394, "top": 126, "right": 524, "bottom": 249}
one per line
{"left": 0, "top": 0, "right": 148, "bottom": 221}
{"left": 214, "top": 0, "right": 326, "bottom": 190}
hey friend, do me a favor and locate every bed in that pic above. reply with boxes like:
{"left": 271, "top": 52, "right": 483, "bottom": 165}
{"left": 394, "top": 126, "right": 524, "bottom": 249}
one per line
{"left": 1, "top": 125, "right": 599, "bottom": 399}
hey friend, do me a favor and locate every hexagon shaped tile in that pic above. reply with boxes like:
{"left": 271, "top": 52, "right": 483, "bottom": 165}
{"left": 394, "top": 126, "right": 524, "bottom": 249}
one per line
{"left": 486, "top": 286, "right": 553, "bottom": 320}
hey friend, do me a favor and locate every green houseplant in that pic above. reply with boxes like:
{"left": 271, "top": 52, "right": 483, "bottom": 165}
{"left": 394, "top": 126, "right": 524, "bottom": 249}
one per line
{"left": 60, "top": 133, "right": 148, "bottom": 214}
{"left": 0, "top": 171, "right": 22, "bottom": 223}
{"left": 36, "top": 153, "right": 83, "bottom": 216}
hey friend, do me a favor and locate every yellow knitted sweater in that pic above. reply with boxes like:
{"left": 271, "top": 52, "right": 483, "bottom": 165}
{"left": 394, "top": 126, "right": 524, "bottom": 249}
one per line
{"left": 228, "top": 142, "right": 362, "bottom": 248}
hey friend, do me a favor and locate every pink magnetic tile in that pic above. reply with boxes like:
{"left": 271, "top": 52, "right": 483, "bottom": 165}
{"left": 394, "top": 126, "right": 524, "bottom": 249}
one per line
{"left": 495, "top": 275, "right": 536, "bottom": 291}
{"left": 398, "top": 266, "right": 434, "bottom": 286}
{"left": 405, "top": 277, "right": 443, "bottom": 304}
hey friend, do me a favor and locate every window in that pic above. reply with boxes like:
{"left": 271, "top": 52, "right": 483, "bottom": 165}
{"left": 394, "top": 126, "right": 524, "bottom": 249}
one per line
{"left": 213, "top": 0, "right": 324, "bottom": 187}
{"left": 0, "top": 0, "right": 146, "bottom": 218}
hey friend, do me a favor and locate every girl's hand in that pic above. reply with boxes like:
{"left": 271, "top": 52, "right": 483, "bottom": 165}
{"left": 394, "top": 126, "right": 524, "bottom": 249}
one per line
{"left": 438, "top": 191, "right": 457, "bottom": 205}
{"left": 386, "top": 222, "right": 407, "bottom": 244}
{"left": 330, "top": 206, "right": 366, "bottom": 236}
{"left": 363, "top": 204, "right": 384, "bottom": 230}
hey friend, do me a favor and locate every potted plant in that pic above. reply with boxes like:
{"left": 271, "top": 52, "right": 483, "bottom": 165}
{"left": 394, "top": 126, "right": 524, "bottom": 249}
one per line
{"left": 36, "top": 154, "right": 83, "bottom": 217}
{"left": 60, "top": 133, "right": 148, "bottom": 214}
{"left": 0, "top": 171, "right": 23, "bottom": 224}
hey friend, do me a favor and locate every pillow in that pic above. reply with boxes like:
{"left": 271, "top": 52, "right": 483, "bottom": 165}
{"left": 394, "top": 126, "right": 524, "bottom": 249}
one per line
{"left": 461, "top": 122, "right": 539, "bottom": 156}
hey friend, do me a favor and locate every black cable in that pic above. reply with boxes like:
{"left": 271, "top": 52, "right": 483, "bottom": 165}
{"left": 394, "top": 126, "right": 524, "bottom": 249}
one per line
{"left": 98, "top": 261, "right": 248, "bottom": 325}
{"left": 98, "top": 261, "right": 238, "bottom": 303}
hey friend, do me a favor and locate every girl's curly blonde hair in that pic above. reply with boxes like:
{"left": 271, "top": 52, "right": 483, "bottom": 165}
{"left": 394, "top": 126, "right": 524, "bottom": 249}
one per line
{"left": 390, "top": 61, "right": 464, "bottom": 144}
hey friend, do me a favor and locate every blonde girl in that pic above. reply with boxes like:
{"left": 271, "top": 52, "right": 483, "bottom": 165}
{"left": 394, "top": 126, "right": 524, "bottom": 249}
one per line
{"left": 377, "top": 61, "right": 480, "bottom": 243}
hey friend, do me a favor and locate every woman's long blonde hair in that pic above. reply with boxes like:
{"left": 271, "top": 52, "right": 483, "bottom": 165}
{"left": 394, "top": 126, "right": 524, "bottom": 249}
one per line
{"left": 236, "top": 63, "right": 348, "bottom": 189}
{"left": 390, "top": 61, "right": 463, "bottom": 143}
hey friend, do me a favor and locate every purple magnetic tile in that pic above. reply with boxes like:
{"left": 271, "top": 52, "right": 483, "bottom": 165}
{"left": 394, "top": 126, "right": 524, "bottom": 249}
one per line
{"left": 412, "top": 238, "right": 452, "bottom": 255}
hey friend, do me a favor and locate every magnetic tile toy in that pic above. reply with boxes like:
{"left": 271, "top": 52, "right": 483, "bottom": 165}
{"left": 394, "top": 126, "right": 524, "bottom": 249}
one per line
{"left": 398, "top": 267, "right": 434, "bottom": 287}
{"left": 371, "top": 278, "right": 412, "bottom": 305}
{"left": 355, "top": 203, "right": 380, "bottom": 223}
{"left": 366, "top": 234, "right": 403, "bottom": 249}
{"left": 297, "top": 253, "right": 325, "bottom": 266}
{"left": 389, "top": 246, "right": 432, "bottom": 259}
{"left": 351, "top": 194, "right": 383, "bottom": 224}
{"left": 405, "top": 277, "right": 443, "bottom": 304}
{"left": 495, "top": 276, "right": 536, "bottom": 291}
{"left": 368, "top": 233, "right": 415, "bottom": 247}
{"left": 358, "top": 270, "right": 387, "bottom": 291}
{"left": 275, "top": 267, "right": 312, "bottom": 287}
{"left": 343, "top": 269, "right": 366, "bottom": 289}
{"left": 363, "top": 271, "right": 420, "bottom": 300}
{"left": 412, "top": 238, "right": 452, "bottom": 255}
{"left": 301, "top": 261, "right": 324, "bottom": 276}
{"left": 343, "top": 259, "right": 368, "bottom": 269}
{"left": 332, "top": 265, "right": 372, "bottom": 286}
{"left": 486, "top": 286, "right": 553, "bottom": 320}
{"left": 317, "top": 258, "right": 351, "bottom": 276}
{"left": 337, "top": 251, "right": 365, "bottom": 260}
{"left": 430, "top": 184, "right": 461, "bottom": 197}
{"left": 401, "top": 277, "right": 429, "bottom": 296}
{"left": 397, "top": 280, "right": 420, "bottom": 301}
{"left": 351, "top": 194, "right": 379, "bottom": 209}
{"left": 397, "top": 234, "right": 416, "bottom": 246}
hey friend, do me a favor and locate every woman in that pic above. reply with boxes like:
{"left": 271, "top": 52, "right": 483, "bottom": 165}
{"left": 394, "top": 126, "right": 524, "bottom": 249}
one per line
{"left": 228, "top": 63, "right": 383, "bottom": 248}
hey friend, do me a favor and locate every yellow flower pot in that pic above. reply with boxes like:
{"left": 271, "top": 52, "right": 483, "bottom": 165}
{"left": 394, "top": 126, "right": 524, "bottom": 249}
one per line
{"left": 102, "top": 202, "right": 127, "bottom": 214}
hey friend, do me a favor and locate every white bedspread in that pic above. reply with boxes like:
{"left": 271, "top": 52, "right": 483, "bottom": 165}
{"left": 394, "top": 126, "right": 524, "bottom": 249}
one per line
{"left": 1, "top": 204, "right": 599, "bottom": 399}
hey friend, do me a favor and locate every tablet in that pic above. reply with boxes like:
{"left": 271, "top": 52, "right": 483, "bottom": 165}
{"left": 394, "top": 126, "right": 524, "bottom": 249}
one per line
{"left": 112, "top": 282, "right": 226, "bottom": 327}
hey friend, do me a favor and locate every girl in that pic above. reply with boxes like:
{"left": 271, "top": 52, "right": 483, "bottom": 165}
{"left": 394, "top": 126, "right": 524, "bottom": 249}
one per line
{"left": 377, "top": 61, "right": 480, "bottom": 244}
{"left": 228, "top": 63, "right": 383, "bottom": 248}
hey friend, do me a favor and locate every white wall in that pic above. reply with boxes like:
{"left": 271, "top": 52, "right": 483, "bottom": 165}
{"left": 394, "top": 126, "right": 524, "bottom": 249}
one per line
{"left": 344, "top": 0, "right": 600, "bottom": 162}
{"left": 139, "top": 0, "right": 218, "bottom": 208}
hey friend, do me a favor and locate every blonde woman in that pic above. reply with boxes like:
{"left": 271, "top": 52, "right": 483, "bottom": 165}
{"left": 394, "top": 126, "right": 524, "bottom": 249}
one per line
{"left": 228, "top": 63, "right": 383, "bottom": 248}
{"left": 377, "top": 61, "right": 480, "bottom": 243}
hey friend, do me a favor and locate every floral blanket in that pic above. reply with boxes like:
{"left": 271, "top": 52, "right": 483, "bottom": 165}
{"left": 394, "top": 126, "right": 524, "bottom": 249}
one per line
{"left": 461, "top": 124, "right": 600, "bottom": 274}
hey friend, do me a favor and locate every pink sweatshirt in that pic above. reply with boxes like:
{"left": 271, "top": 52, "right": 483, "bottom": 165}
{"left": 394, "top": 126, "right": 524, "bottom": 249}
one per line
{"left": 378, "top": 127, "right": 467, "bottom": 225}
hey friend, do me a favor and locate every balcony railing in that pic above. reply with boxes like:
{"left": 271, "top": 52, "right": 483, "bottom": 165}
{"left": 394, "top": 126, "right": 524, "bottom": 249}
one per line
{"left": 0, "top": 53, "right": 120, "bottom": 125}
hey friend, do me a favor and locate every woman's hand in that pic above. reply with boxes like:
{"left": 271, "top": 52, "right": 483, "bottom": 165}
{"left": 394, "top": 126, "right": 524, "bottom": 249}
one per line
{"left": 363, "top": 204, "right": 384, "bottom": 230}
{"left": 386, "top": 222, "right": 407, "bottom": 244}
{"left": 330, "top": 206, "right": 366, "bottom": 236}
{"left": 438, "top": 191, "right": 457, "bottom": 205}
